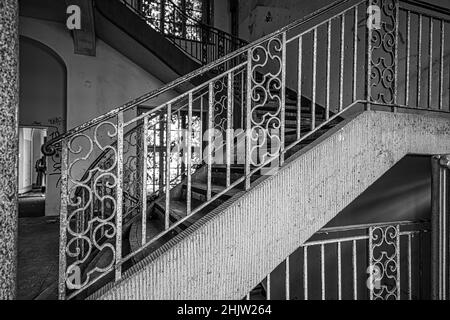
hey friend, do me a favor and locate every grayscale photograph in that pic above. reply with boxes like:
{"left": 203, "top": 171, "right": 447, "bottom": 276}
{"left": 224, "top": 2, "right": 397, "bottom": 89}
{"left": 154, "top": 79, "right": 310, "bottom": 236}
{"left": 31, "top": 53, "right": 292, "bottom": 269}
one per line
{"left": 0, "top": 0, "right": 450, "bottom": 306}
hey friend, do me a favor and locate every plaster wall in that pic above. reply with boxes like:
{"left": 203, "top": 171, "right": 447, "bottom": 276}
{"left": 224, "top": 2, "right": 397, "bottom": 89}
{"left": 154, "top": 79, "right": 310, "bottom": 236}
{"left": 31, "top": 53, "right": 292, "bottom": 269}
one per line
{"left": 19, "top": 16, "right": 179, "bottom": 215}
{"left": 19, "top": 17, "right": 173, "bottom": 130}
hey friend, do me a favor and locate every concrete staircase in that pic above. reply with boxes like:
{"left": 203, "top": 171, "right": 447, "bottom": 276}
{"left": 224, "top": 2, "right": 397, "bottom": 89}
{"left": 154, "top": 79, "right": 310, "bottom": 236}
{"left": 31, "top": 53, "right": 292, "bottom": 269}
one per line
{"left": 90, "top": 111, "right": 450, "bottom": 300}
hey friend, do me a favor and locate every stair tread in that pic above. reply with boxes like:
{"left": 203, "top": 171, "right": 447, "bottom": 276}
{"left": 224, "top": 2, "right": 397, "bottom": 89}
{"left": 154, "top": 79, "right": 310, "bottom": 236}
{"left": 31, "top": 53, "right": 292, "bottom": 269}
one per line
{"left": 167, "top": 200, "right": 188, "bottom": 220}
{"left": 189, "top": 182, "right": 243, "bottom": 196}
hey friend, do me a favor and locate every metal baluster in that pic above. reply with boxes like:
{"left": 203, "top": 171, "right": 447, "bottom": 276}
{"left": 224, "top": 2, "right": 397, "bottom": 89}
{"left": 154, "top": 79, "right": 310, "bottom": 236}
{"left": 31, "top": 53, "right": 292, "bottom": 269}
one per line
{"left": 116, "top": 111, "right": 124, "bottom": 281}
{"left": 408, "top": 234, "right": 413, "bottom": 300}
{"left": 439, "top": 165, "right": 444, "bottom": 299}
{"left": 187, "top": 93, "right": 193, "bottom": 215}
{"left": 159, "top": 114, "right": 165, "bottom": 193}
{"left": 406, "top": 11, "right": 411, "bottom": 106}
{"left": 101, "top": 179, "right": 105, "bottom": 237}
{"left": 321, "top": 244, "right": 325, "bottom": 300}
{"left": 165, "top": 104, "right": 171, "bottom": 229}
{"left": 366, "top": 2, "right": 372, "bottom": 109}
{"left": 226, "top": 73, "right": 233, "bottom": 187}
{"left": 339, "top": 14, "right": 345, "bottom": 111}
{"left": 396, "top": 226, "right": 401, "bottom": 300}
{"left": 285, "top": 257, "right": 290, "bottom": 300}
{"left": 337, "top": 241, "right": 342, "bottom": 300}
{"left": 442, "top": 168, "right": 447, "bottom": 299}
{"left": 297, "top": 36, "right": 303, "bottom": 140}
{"left": 428, "top": 17, "right": 433, "bottom": 109}
{"left": 153, "top": 120, "right": 157, "bottom": 193}
{"left": 352, "top": 240, "right": 357, "bottom": 300}
{"left": 241, "top": 69, "right": 245, "bottom": 130}
{"left": 280, "top": 32, "right": 286, "bottom": 165}
{"left": 417, "top": 14, "right": 423, "bottom": 107}
{"left": 304, "top": 246, "right": 308, "bottom": 300}
{"left": 141, "top": 116, "right": 148, "bottom": 246}
{"left": 394, "top": 0, "right": 399, "bottom": 107}
{"left": 353, "top": 6, "right": 358, "bottom": 102}
{"left": 326, "top": 21, "right": 331, "bottom": 120}
{"left": 266, "top": 274, "right": 271, "bottom": 300}
{"left": 58, "top": 138, "right": 69, "bottom": 300}
{"left": 312, "top": 29, "right": 317, "bottom": 131}
{"left": 89, "top": 182, "right": 94, "bottom": 244}
{"left": 207, "top": 83, "right": 213, "bottom": 200}
{"left": 439, "top": 20, "right": 444, "bottom": 110}
{"left": 200, "top": 97, "right": 203, "bottom": 163}
{"left": 245, "top": 49, "right": 252, "bottom": 190}
{"left": 177, "top": 110, "right": 181, "bottom": 180}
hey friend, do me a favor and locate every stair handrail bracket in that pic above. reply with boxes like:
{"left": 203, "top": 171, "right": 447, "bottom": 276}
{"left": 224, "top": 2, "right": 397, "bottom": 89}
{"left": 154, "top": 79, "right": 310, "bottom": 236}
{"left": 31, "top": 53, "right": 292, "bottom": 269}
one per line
{"left": 53, "top": 0, "right": 450, "bottom": 299}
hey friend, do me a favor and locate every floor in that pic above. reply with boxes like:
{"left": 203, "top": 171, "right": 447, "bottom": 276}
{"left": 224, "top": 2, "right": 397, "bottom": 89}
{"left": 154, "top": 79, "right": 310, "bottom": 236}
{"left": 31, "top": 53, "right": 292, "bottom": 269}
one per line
{"left": 17, "top": 216, "right": 59, "bottom": 300}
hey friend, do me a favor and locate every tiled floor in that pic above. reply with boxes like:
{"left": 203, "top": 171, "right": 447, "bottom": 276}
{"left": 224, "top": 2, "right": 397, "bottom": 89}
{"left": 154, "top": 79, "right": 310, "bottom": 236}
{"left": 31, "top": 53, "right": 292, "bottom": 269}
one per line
{"left": 17, "top": 216, "right": 59, "bottom": 300}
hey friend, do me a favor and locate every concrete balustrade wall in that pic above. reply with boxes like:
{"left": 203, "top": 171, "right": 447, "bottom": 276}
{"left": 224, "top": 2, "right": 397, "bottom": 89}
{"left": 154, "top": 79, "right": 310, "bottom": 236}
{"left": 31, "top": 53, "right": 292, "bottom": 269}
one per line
{"left": 91, "top": 110, "right": 450, "bottom": 300}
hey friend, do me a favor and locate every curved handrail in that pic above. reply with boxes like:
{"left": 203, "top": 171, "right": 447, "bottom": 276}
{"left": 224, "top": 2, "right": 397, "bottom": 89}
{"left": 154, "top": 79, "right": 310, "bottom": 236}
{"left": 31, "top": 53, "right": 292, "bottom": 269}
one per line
{"left": 42, "top": 0, "right": 355, "bottom": 155}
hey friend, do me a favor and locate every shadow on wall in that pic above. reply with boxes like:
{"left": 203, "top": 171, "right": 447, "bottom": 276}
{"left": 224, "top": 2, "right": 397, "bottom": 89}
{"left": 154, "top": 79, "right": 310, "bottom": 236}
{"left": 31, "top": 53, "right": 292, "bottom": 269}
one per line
{"left": 326, "top": 154, "right": 431, "bottom": 227}
{"left": 260, "top": 155, "right": 432, "bottom": 300}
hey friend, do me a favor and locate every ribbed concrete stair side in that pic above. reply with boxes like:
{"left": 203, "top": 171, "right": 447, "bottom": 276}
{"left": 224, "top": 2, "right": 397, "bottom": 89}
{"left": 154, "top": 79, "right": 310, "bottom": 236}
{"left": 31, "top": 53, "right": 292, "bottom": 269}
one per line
{"left": 89, "top": 110, "right": 450, "bottom": 300}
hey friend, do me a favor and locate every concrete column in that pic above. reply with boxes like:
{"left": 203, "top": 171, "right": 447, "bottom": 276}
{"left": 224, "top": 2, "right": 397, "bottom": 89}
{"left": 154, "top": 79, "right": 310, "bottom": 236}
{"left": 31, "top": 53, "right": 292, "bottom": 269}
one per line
{"left": 0, "top": 0, "right": 19, "bottom": 300}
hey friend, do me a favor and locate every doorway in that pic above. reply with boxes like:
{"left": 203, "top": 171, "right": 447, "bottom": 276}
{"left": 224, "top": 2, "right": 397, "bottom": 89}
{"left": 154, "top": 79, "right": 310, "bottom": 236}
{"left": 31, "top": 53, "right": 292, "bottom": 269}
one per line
{"left": 18, "top": 126, "right": 47, "bottom": 218}
{"left": 17, "top": 35, "right": 67, "bottom": 299}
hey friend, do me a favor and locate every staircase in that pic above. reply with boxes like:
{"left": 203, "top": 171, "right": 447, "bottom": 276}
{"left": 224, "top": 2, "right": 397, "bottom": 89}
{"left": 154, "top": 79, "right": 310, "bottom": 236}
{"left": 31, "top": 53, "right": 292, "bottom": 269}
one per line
{"left": 42, "top": 0, "right": 450, "bottom": 300}
{"left": 121, "top": 0, "right": 247, "bottom": 65}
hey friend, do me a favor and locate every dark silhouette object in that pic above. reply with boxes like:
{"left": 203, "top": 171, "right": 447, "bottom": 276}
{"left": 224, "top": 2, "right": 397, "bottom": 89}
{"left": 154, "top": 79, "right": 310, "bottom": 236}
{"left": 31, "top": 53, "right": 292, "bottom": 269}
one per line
{"left": 35, "top": 156, "right": 47, "bottom": 192}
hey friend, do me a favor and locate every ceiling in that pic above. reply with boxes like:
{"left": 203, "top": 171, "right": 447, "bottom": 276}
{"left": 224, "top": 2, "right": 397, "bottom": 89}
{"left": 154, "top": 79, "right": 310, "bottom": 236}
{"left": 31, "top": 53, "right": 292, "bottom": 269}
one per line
{"left": 19, "top": 0, "right": 67, "bottom": 23}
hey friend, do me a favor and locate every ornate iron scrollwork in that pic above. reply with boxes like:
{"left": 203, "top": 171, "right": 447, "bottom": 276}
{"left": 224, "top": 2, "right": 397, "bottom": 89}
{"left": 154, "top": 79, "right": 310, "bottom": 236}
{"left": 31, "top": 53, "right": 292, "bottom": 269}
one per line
{"left": 368, "top": 0, "right": 398, "bottom": 104}
{"left": 213, "top": 76, "right": 228, "bottom": 136}
{"left": 369, "top": 224, "right": 400, "bottom": 300}
{"left": 249, "top": 35, "right": 283, "bottom": 166}
{"left": 64, "top": 120, "right": 119, "bottom": 291}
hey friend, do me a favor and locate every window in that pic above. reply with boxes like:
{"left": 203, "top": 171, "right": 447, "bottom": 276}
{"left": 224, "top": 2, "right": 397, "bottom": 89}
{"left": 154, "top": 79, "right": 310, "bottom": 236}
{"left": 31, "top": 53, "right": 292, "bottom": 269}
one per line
{"left": 141, "top": 0, "right": 209, "bottom": 41}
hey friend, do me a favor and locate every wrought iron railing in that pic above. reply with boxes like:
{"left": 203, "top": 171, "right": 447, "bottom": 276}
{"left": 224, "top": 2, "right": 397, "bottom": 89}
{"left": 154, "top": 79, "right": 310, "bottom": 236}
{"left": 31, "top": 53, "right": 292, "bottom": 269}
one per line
{"left": 42, "top": 0, "right": 450, "bottom": 299}
{"left": 245, "top": 220, "right": 431, "bottom": 300}
{"left": 121, "top": 0, "right": 248, "bottom": 64}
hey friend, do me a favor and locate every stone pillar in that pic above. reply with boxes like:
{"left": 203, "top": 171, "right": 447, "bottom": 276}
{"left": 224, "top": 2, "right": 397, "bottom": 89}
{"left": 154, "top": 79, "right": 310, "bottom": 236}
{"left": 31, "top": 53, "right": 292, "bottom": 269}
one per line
{"left": 0, "top": 0, "right": 19, "bottom": 300}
